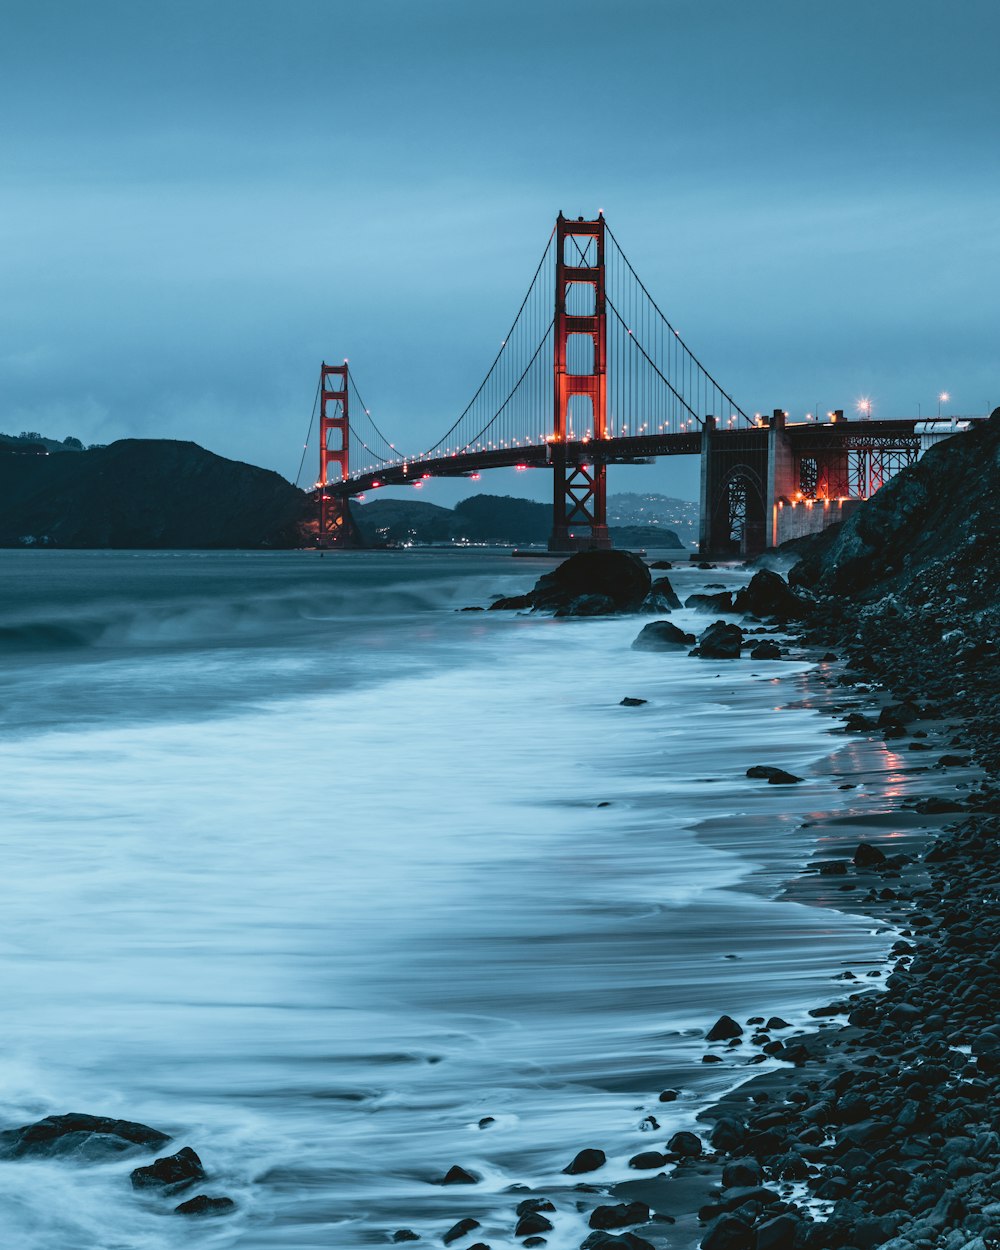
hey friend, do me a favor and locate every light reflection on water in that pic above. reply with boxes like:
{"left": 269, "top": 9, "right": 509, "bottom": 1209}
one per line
{"left": 0, "top": 551, "right": 892, "bottom": 1248}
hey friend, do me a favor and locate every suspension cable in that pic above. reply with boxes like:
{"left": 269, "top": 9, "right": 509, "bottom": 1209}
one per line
{"left": 295, "top": 376, "right": 321, "bottom": 487}
{"left": 604, "top": 221, "right": 749, "bottom": 422}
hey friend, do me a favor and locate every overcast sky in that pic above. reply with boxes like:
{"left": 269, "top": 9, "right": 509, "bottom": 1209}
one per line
{"left": 2, "top": 0, "right": 997, "bottom": 504}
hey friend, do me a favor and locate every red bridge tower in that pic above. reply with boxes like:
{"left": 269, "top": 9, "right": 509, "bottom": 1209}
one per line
{"left": 549, "top": 213, "right": 610, "bottom": 551}
{"left": 318, "top": 362, "right": 362, "bottom": 547}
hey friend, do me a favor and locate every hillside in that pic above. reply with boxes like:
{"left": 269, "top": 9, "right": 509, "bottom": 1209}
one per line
{"left": 353, "top": 493, "right": 685, "bottom": 548}
{"left": 0, "top": 439, "right": 308, "bottom": 548}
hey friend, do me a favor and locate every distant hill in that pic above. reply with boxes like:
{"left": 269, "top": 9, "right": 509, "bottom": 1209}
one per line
{"left": 607, "top": 492, "right": 699, "bottom": 546}
{"left": 0, "top": 439, "right": 308, "bottom": 548}
{"left": 351, "top": 498, "right": 455, "bottom": 546}
{"left": 352, "top": 493, "right": 684, "bottom": 548}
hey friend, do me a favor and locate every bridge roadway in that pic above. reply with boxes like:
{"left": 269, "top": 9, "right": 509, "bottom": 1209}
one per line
{"left": 322, "top": 418, "right": 922, "bottom": 500}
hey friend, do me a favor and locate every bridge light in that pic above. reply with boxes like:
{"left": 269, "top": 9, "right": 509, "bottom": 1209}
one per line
{"left": 471, "top": 473, "right": 480, "bottom": 480}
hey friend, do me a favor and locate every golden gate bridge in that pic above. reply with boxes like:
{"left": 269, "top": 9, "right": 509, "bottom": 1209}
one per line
{"left": 303, "top": 214, "right": 971, "bottom": 557}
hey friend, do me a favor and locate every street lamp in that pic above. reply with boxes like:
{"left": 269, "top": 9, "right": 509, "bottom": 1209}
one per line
{"left": 938, "top": 391, "right": 950, "bottom": 417}
{"left": 856, "top": 397, "right": 872, "bottom": 419}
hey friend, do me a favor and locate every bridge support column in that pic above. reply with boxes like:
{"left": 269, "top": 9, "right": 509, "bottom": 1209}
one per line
{"left": 765, "top": 409, "right": 795, "bottom": 549}
{"left": 697, "top": 415, "right": 717, "bottom": 555}
{"left": 548, "top": 213, "right": 610, "bottom": 552}
{"left": 318, "top": 362, "right": 364, "bottom": 548}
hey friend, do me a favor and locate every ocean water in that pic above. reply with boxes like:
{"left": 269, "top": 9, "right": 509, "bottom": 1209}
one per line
{"left": 0, "top": 550, "right": 889, "bottom": 1249}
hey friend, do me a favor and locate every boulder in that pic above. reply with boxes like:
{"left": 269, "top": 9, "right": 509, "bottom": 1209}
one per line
{"left": 444, "top": 1218, "right": 481, "bottom": 1244}
{"left": 648, "top": 576, "right": 682, "bottom": 609}
{"left": 131, "top": 1146, "right": 205, "bottom": 1193}
{"left": 692, "top": 622, "right": 743, "bottom": 659}
{"left": 0, "top": 1113, "right": 171, "bottom": 1162}
{"left": 439, "top": 1164, "right": 480, "bottom": 1185}
{"left": 753, "top": 1214, "right": 800, "bottom": 1250}
{"left": 685, "top": 592, "right": 735, "bottom": 613}
{"left": 628, "top": 1150, "right": 669, "bottom": 1169}
{"left": 701, "top": 1214, "right": 753, "bottom": 1250}
{"left": 732, "top": 571, "right": 809, "bottom": 620}
{"left": 632, "top": 620, "right": 696, "bottom": 651}
{"left": 853, "top": 841, "right": 888, "bottom": 869}
{"left": 581, "top": 1233, "right": 655, "bottom": 1250}
{"left": 554, "top": 593, "right": 617, "bottom": 617}
{"left": 563, "top": 1147, "right": 606, "bottom": 1174}
{"left": 620, "top": 697, "right": 648, "bottom": 707}
{"left": 589, "top": 1202, "right": 651, "bottom": 1230}
{"left": 489, "top": 594, "right": 532, "bottom": 611}
{"left": 173, "top": 1194, "right": 236, "bottom": 1216}
{"left": 667, "top": 1130, "right": 703, "bottom": 1157}
{"left": 722, "top": 1159, "right": 762, "bottom": 1189}
{"left": 530, "top": 551, "right": 651, "bottom": 613}
{"left": 392, "top": 1233, "right": 421, "bottom": 1243}
{"left": 749, "top": 641, "right": 782, "bottom": 660}
{"left": 746, "top": 765, "right": 802, "bottom": 785}
{"left": 516, "top": 1198, "right": 556, "bottom": 1216}
{"left": 639, "top": 593, "right": 678, "bottom": 614}
{"left": 515, "top": 1211, "right": 553, "bottom": 1236}
{"left": 707, "top": 1015, "right": 744, "bottom": 1041}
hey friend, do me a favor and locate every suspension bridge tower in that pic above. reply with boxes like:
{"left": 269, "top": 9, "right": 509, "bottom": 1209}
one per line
{"left": 549, "top": 213, "right": 611, "bottom": 551}
{"left": 317, "top": 362, "right": 363, "bottom": 548}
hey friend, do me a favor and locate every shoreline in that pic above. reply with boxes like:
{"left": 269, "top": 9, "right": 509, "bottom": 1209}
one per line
{"left": 598, "top": 587, "right": 999, "bottom": 1250}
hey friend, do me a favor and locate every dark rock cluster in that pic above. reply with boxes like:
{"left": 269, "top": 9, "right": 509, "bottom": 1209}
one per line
{"left": 0, "top": 1113, "right": 236, "bottom": 1217}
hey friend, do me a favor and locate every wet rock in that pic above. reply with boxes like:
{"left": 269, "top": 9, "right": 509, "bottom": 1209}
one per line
{"left": 648, "top": 576, "right": 682, "bottom": 609}
{"left": 649, "top": 560, "right": 673, "bottom": 569}
{"left": 667, "top": 1130, "right": 703, "bottom": 1157}
{"left": 563, "top": 1147, "right": 606, "bottom": 1175}
{"left": 745, "top": 765, "right": 802, "bottom": 784}
{"left": 632, "top": 620, "right": 695, "bottom": 651}
{"left": 710, "top": 1118, "right": 746, "bottom": 1152}
{"left": 701, "top": 1213, "right": 752, "bottom": 1250}
{"left": 173, "top": 1194, "right": 236, "bottom": 1216}
{"left": 707, "top": 1015, "right": 744, "bottom": 1041}
{"left": 818, "top": 859, "right": 849, "bottom": 875}
{"left": 444, "top": 1218, "right": 481, "bottom": 1244}
{"left": 722, "top": 1159, "right": 762, "bottom": 1188}
{"left": 764, "top": 1017, "right": 790, "bottom": 1030}
{"left": 489, "top": 594, "right": 532, "bottom": 611}
{"left": 581, "top": 1232, "right": 655, "bottom": 1250}
{"left": 516, "top": 1199, "right": 556, "bottom": 1217}
{"left": 0, "top": 1113, "right": 171, "bottom": 1162}
{"left": 657, "top": 1089, "right": 679, "bottom": 1102}
{"left": 733, "top": 570, "right": 809, "bottom": 621}
{"left": 853, "top": 841, "right": 888, "bottom": 869}
{"left": 555, "top": 593, "right": 616, "bottom": 617}
{"left": 692, "top": 621, "right": 744, "bottom": 659}
{"left": 589, "top": 1202, "right": 650, "bottom": 1230}
{"left": 393, "top": 1233, "right": 421, "bottom": 1244}
{"left": 685, "top": 592, "right": 735, "bottom": 613}
{"left": 753, "top": 1214, "right": 800, "bottom": 1250}
{"left": 620, "top": 697, "right": 648, "bottom": 707}
{"left": 749, "top": 641, "right": 782, "bottom": 660}
{"left": 628, "top": 1150, "right": 669, "bottom": 1169}
{"left": 477, "top": 1117, "right": 495, "bottom": 1129}
{"left": 522, "top": 1240, "right": 545, "bottom": 1249}
{"left": 439, "top": 1165, "right": 480, "bottom": 1185}
{"left": 131, "top": 1145, "right": 205, "bottom": 1193}
{"left": 515, "top": 1211, "right": 553, "bottom": 1237}
{"left": 530, "top": 551, "right": 651, "bottom": 613}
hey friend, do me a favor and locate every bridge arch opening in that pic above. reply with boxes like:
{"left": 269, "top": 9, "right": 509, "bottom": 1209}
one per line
{"left": 563, "top": 234, "right": 598, "bottom": 266}
{"left": 565, "top": 282, "right": 596, "bottom": 316}
{"left": 566, "top": 333, "right": 597, "bottom": 377}
{"left": 714, "top": 465, "right": 765, "bottom": 556}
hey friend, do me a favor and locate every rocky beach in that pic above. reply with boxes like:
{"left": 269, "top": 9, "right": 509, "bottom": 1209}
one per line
{"left": 0, "top": 416, "right": 995, "bottom": 1249}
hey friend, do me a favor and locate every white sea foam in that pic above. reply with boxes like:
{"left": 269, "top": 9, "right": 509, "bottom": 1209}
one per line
{"left": 0, "top": 551, "right": 889, "bottom": 1247}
